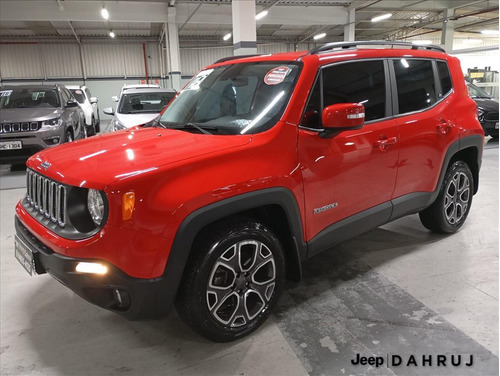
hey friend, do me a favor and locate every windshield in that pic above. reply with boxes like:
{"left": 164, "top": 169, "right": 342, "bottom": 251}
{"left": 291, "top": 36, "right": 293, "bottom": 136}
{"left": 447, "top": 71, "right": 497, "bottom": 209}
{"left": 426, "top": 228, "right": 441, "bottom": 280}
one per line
{"left": 159, "top": 62, "right": 300, "bottom": 135}
{"left": 69, "top": 89, "right": 86, "bottom": 104}
{"left": 0, "top": 88, "right": 60, "bottom": 109}
{"left": 467, "top": 82, "right": 491, "bottom": 98}
{"left": 118, "top": 92, "right": 175, "bottom": 114}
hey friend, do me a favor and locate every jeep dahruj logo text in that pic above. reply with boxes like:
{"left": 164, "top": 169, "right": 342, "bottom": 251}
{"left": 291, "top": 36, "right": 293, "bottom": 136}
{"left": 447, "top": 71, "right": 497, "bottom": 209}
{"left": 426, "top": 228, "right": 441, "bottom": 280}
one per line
{"left": 351, "top": 354, "right": 474, "bottom": 368}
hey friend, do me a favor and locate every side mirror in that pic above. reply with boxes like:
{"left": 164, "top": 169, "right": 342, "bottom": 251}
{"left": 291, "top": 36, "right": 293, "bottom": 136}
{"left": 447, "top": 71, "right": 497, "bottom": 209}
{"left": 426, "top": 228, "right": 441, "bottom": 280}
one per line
{"left": 66, "top": 100, "right": 79, "bottom": 108}
{"left": 90, "top": 97, "right": 98, "bottom": 104}
{"left": 321, "top": 103, "right": 365, "bottom": 135}
{"left": 103, "top": 107, "right": 115, "bottom": 115}
{"left": 111, "top": 96, "right": 119, "bottom": 102}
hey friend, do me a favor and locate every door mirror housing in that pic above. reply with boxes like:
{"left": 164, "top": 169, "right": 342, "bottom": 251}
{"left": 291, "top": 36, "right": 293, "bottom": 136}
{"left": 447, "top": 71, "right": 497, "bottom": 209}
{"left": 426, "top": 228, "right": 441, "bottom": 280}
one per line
{"left": 321, "top": 103, "right": 365, "bottom": 135}
{"left": 90, "top": 97, "right": 98, "bottom": 104}
{"left": 103, "top": 107, "right": 115, "bottom": 115}
{"left": 65, "top": 100, "right": 79, "bottom": 108}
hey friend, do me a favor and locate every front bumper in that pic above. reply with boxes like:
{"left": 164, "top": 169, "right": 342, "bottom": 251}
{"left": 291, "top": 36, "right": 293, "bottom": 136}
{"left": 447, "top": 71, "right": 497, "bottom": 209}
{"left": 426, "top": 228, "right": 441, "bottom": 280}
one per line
{"left": 481, "top": 120, "right": 499, "bottom": 137}
{"left": 15, "top": 216, "right": 171, "bottom": 320}
{"left": 0, "top": 128, "right": 64, "bottom": 164}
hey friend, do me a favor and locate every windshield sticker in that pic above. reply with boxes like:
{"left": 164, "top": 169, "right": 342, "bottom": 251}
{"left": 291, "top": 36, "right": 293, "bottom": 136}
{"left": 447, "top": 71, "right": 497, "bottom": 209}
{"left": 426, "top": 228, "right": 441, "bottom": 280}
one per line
{"left": 264, "top": 66, "right": 291, "bottom": 85}
{"left": 185, "top": 69, "right": 214, "bottom": 91}
{"left": 0, "top": 90, "right": 12, "bottom": 97}
{"left": 75, "top": 90, "right": 83, "bottom": 94}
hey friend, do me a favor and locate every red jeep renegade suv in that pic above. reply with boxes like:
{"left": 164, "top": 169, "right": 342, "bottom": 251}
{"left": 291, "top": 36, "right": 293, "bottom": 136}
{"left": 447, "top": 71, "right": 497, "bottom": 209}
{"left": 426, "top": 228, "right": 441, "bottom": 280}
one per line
{"left": 14, "top": 41, "right": 483, "bottom": 342}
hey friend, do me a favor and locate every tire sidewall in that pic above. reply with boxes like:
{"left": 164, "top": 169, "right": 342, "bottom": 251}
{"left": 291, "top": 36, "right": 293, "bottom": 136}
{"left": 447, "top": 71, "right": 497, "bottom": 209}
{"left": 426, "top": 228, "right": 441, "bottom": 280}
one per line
{"left": 190, "top": 223, "right": 285, "bottom": 342}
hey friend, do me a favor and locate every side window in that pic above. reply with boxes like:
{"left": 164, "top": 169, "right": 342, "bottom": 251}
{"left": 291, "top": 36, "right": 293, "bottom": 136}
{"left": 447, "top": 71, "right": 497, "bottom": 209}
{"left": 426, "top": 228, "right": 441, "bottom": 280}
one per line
{"left": 322, "top": 60, "right": 386, "bottom": 122}
{"left": 393, "top": 59, "right": 436, "bottom": 114}
{"left": 302, "top": 75, "right": 321, "bottom": 128}
{"left": 437, "top": 61, "right": 453, "bottom": 96}
{"left": 60, "top": 88, "right": 69, "bottom": 104}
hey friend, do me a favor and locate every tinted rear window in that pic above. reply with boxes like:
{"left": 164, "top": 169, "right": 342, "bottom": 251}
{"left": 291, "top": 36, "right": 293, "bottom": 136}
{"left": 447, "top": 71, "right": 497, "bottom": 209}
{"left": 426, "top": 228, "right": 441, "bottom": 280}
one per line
{"left": 393, "top": 59, "right": 436, "bottom": 114}
{"left": 437, "top": 61, "right": 453, "bottom": 95}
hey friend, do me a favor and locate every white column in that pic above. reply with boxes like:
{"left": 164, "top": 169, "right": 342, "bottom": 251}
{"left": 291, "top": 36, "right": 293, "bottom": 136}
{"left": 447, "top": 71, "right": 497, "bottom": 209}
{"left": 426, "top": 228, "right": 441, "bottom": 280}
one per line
{"left": 166, "top": 7, "right": 182, "bottom": 91}
{"left": 344, "top": 8, "right": 355, "bottom": 41}
{"left": 232, "top": 0, "right": 257, "bottom": 56}
{"left": 441, "top": 8, "right": 454, "bottom": 51}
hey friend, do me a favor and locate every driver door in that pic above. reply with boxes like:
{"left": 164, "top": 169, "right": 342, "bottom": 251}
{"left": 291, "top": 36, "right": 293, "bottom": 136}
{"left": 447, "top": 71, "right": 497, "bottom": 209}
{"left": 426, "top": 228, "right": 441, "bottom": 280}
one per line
{"left": 298, "top": 60, "right": 399, "bottom": 249}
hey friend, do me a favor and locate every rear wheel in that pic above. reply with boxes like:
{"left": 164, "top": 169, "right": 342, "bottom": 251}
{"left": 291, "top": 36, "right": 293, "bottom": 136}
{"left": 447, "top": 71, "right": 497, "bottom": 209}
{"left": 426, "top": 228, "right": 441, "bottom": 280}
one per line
{"left": 176, "top": 219, "right": 285, "bottom": 342}
{"left": 419, "top": 161, "right": 473, "bottom": 233}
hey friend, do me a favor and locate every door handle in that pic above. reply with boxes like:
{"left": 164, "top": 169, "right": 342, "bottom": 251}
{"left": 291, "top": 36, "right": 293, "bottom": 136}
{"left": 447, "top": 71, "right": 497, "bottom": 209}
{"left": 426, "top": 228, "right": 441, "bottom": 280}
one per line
{"left": 437, "top": 118, "right": 454, "bottom": 135}
{"left": 375, "top": 136, "right": 398, "bottom": 152}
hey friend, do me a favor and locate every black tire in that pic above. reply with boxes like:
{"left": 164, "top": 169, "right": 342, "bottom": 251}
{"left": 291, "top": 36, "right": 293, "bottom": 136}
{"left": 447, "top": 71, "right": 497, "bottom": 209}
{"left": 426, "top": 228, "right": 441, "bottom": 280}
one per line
{"left": 176, "top": 218, "right": 285, "bottom": 342}
{"left": 65, "top": 129, "right": 74, "bottom": 143}
{"left": 419, "top": 161, "right": 473, "bottom": 233}
{"left": 88, "top": 116, "right": 97, "bottom": 136}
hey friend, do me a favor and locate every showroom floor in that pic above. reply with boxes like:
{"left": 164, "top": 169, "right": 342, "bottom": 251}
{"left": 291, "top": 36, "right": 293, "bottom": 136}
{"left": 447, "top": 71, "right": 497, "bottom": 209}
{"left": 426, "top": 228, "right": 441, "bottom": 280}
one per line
{"left": 0, "top": 133, "right": 498, "bottom": 376}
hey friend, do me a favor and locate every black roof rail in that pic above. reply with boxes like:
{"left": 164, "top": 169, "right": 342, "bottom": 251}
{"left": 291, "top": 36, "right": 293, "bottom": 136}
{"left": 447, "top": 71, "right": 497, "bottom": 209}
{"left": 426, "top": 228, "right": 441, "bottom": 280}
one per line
{"left": 308, "top": 41, "right": 446, "bottom": 55}
{"left": 214, "top": 54, "right": 262, "bottom": 64}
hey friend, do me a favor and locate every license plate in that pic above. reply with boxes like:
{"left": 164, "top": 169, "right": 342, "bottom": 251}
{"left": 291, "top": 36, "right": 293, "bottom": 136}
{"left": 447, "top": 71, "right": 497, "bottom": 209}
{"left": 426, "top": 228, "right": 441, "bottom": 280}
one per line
{"left": 0, "top": 140, "right": 22, "bottom": 150}
{"left": 495, "top": 122, "right": 499, "bottom": 129}
{"left": 15, "top": 235, "right": 35, "bottom": 276}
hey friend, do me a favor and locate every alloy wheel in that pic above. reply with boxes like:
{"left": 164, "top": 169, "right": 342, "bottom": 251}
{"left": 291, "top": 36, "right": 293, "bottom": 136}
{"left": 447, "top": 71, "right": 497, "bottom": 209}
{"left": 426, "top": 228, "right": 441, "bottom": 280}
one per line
{"left": 206, "top": 240, "right": 276, "bottom": 328}
{"left": 444, "top": 171, "right": 470, "bottom": 225}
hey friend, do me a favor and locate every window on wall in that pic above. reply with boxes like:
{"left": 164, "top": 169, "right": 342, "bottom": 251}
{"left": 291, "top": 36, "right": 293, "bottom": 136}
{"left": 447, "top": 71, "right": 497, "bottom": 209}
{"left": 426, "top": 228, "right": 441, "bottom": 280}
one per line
{"left": 321, "top": 60, "right": 387, "bottom": 122}
{"left": 393, "top": 59, "right": 436, "bottom": 114}
{"left": 437, "top": 61, "right": 453, "bottom": 95}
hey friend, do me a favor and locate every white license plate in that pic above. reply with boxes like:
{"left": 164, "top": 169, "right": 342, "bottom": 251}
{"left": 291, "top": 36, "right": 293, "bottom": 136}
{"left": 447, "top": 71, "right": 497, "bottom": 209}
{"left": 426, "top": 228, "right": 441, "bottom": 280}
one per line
{"left": 0, "top": 140, "right": 22, "bottom": 150}
{"left": 15, "top": 235, "right": 35, "bottom": 276}
{"left": 495, "top": 122, "right": 499, "bottom": 129}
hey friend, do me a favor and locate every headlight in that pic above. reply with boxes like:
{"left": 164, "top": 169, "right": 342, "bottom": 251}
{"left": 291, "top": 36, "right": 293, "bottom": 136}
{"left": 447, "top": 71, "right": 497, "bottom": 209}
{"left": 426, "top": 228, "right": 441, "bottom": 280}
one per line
{"left": 41, "top": 118, "right": 63, "bottom": 130}
{"left": 87, "top": 189, "right": 105, "bottom": 226}
{"left": 112, "top": 119, "right": 126, "bottom": 131}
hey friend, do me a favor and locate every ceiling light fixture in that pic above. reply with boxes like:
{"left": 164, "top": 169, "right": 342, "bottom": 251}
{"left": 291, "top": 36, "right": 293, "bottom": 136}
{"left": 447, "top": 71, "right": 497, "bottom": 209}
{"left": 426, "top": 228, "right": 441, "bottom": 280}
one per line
{"left": 412, "top": 40, "right": 432, "bottom": 45}
{"left": 371, "top": 13, "right": 392, "bottom": 22}
{"left": 313, "top": 33, "right": 326, "bottom": 40}
{"left": 101, "top": 7, "right": 109, "bottom": 20}
{"left": 223, "top": 33, "right": 232, "bottom": 41}
{"left": 109, "top": 30, "right": 115, "bottom": 38}
{"left": 255, "top": 10, "right": 268, "bottom": 20}
{"left": 481, "top": 29, "right": 499, "bottom": 35}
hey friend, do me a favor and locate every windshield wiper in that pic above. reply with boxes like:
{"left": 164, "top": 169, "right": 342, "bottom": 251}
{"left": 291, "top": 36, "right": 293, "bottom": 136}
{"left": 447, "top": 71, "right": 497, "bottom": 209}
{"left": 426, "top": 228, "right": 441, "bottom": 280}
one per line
{"left": 157, "top": 121, "right": 216, "bottom": 135}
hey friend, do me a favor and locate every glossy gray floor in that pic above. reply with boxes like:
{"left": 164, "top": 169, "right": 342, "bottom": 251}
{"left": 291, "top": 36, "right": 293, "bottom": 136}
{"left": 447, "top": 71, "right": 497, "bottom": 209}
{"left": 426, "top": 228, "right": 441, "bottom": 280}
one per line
{"left": 0, "top": 139, "right": 498, "bottom": 376}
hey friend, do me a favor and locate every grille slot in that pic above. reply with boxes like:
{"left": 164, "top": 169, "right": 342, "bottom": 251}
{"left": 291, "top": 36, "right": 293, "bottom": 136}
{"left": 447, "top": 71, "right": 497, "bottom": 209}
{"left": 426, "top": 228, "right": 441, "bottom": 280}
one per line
{"left": 484, "top": 111, "right": 498, "bottom": 122}
{"left": 0, "top": 121, "right": 40, "bottom": 133}
{"left": 26, "top": 170, "right": 66, "bottom": 227}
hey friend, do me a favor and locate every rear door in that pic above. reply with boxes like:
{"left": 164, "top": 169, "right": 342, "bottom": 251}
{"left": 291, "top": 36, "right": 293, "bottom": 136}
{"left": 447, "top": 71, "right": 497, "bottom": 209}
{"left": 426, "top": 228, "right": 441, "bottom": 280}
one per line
{"left": 390, "top": 58, "right": 459, "bottom": 198}
{"left": 298, "top": 59, "right": 399, "bottom": 243}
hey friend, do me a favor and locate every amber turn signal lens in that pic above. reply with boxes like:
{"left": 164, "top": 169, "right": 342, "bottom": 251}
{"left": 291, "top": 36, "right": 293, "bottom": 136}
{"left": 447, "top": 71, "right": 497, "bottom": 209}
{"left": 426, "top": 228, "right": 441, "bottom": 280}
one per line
{"left": 122, "top": 192, "right": 135, "bottom": 220}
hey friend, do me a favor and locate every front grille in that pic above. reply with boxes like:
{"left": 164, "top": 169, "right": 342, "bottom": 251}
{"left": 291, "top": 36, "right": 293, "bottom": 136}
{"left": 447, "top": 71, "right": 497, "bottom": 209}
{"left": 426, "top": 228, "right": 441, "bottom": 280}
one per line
{"left": 26, "top": 169, "right": 66, "bottom": 227}
{"left": 0, "top": 122, "right": 40, "bottom": 133}
{"left": 485, "top": 111, "right": 498, "bottom": 122}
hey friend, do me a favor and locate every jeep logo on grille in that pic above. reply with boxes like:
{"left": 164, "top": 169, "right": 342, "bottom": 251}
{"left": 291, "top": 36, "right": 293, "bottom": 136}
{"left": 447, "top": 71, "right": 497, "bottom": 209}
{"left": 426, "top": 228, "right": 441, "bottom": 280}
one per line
{"left": 40, "top": 161, "right": 51, "bottom": 170}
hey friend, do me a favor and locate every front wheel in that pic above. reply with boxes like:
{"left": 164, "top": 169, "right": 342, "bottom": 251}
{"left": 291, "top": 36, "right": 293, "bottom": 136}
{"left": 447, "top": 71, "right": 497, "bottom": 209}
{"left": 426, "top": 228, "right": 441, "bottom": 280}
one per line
{"left": 419, "top": 161, "right": 473, "bottom": 233}
{"left": 176, "top": 219, "right": 285, "bottom": 342}
{"left": 65, "top": 129, "right": 74, "bottom": 143}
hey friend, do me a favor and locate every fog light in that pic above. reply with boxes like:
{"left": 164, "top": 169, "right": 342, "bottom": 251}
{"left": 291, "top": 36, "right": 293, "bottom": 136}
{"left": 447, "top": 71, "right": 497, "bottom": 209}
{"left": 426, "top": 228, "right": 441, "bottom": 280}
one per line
{"left": 75, "top": 262, "right": 108, "bottom": 275}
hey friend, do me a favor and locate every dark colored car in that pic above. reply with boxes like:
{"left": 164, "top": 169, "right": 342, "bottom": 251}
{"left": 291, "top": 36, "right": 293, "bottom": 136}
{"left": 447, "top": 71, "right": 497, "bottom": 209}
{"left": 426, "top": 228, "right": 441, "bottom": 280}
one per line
{"left": 467, "top": 81, "right": 499, "bottom": 138}
{"left": 0, "top": 84, "right": 86, "bottom": 165}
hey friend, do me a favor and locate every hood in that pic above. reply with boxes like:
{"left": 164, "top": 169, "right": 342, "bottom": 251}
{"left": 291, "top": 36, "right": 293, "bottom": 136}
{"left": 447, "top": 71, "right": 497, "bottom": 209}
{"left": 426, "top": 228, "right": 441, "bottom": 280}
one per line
{"left": 473, "top": 98, "right": 499, "bottom": 112}
{"left": 0, "top": 107, "right": 63, "bottom": 122}
{"left": 116, "top": 113, "right": 159, "bottom": 128}
{"left": 27, "top": 127, "right": 252, "bottom": 189}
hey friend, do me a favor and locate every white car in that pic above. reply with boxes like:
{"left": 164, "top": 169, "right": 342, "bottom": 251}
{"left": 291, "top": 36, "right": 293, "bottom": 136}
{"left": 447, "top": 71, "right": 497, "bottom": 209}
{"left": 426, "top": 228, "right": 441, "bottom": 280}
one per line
{"left": 110, "top": 84, "right": 161, "bottom": 102}
{"left": 67, "top": 85, "right": 100, "bottom": 135}
{"left": 103, "top": 88, "right": 177, "bottom": 132}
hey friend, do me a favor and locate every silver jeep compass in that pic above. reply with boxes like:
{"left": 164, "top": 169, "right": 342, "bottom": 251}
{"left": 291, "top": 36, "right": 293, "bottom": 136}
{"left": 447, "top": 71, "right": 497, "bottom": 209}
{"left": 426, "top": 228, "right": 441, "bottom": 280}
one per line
{"left": 0, "top": 84, "right": 86, "bottom": 165}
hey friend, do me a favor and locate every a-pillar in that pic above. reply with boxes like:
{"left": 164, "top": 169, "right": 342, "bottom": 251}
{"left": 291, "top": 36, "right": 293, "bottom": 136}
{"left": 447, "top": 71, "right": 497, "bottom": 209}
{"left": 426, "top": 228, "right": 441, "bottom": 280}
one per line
{"left": 232, "top": 0, "right": 257, "bottom": 56}
{"left": 344, "top": 8, "right": 355, "bottom": 41}
{"left": 441, "top": 8, "right": 455, "bottom": 51}
{"left": 165, "top": 7, "right": 182, "bottom": 91}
